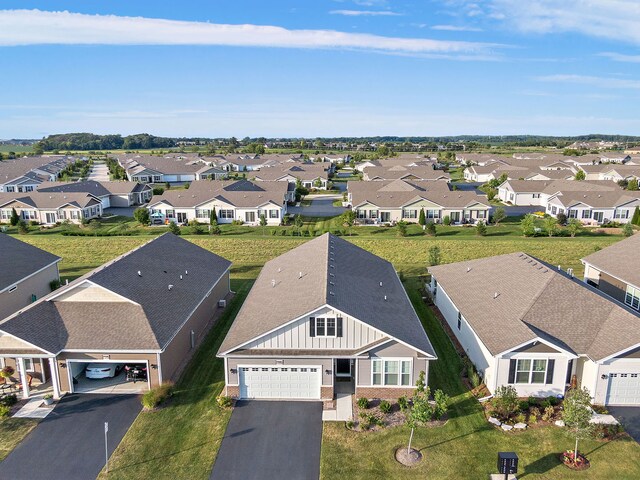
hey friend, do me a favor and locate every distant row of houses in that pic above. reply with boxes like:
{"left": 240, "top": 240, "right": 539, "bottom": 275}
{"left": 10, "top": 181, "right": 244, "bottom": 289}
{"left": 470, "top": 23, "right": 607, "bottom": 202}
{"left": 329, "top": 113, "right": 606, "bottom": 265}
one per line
{"left": 0, "top": 156, "right": 84, "bottom": 193}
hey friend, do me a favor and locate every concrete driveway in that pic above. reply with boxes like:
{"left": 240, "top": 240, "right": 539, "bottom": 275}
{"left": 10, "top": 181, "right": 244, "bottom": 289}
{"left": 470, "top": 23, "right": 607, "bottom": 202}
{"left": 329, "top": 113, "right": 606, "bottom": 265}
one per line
{"left": 608, "top": 406, "right": 640, "bottom": 443}
{"left": 211, "top": 401, "right": 323, "bottom": 480}
{"left": 0, "top": 394, "right": 142, "bottom": 480}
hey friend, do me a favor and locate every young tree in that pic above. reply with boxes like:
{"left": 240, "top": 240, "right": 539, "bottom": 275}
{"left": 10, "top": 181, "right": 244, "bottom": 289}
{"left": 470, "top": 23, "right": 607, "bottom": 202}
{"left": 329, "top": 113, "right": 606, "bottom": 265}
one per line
{"left": 622, "top": 222, "right": 634, "bottom": 237}
{"left": 10, "top": 208, "right": 19, "bottom": 226}
{"left": 492, "top": 206, "right": 506, "bottom": 225}
{"left": 556, "top": 212, "right": 567, "bottom": 225}
{"left": 574, "top": 170, "right": 586, "bottom": 181}
{"left": 562, "top": 387, "right": 595, "bottom": 467}
{"left": 210, "top": 207, "right": 218, "bottom": 225}
{"left": 396, "top": 221, "right": 408, "bottom": 237}
{"left": 259, "top": 213, "right": 267, "bottom": 236}
{"left": 627, "top": 178, "right": 639, "bottom": 191}
{"left": 341, "top": 210, "right": 356, "bottom": 236}
{"left": 133, "top": 207, "right": 150, "bottom": 226}
{"left": 418, "top": 208, "right": 426, "bottom": 228}
{"left": 633, "top": 206, "right": 640, "bottom": 226}
{"left": 475, "top": 220, "right": 487, "bottom": 236}
{"left": 168, "top": 221, "right": 181, "bottom": 235}
{"left": 294, "top": 214, "right": 304, "bottom": 235}
{"left": 425, "top": 221, "right": 436, "bottom": 236}
{"left": 428, "top": 245, "right": 441, "bottom": 266}
{"left": 543, "top": 216, "right": 558, "bottom": 237}
{"left": 17, "top": 219, "right": 29, "bottom": 235}
{"left": 567, "top": 218, "right": 583, "bottom": 237}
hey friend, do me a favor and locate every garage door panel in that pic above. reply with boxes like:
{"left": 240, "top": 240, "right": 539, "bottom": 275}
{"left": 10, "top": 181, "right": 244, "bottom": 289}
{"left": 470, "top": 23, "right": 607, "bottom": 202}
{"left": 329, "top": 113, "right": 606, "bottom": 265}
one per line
{"left": 239, "top": 365, "right": 321, "bottom": 399}
{"left": 607, "top": 372, "right": 640, "bottom": 405}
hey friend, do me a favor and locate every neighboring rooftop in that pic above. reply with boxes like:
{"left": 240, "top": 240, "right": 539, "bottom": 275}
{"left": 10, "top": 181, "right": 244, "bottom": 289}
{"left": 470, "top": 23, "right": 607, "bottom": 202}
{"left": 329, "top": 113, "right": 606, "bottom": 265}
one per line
{"left": 429, "top": 252, "right": 640, "bottom": 360}
{"left": 0, "top": 233, "right": 61, "bottom": 292}
{"left": 582, "top": 234, "right": 640, "bottom": 289}
{"left": 219, "top": 233, "right": 436, "bottom": 357}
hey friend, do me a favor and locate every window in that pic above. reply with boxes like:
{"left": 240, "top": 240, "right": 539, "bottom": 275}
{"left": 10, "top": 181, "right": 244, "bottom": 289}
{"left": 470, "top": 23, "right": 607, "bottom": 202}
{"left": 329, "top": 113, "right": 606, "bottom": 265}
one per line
{"left": 568, "top": 209, "right": 577, "bottom": 218}
{"left": 614, "top": 209, "right": 629, "bottom": 219}
{"left": 316, "top": 318, "right": 325, "bottom": 336}
{"left": 533, "top": 193, "right": 541, "bottom": 199}
{"left": 219, "top": 209, "right": 234, "bottom": 219}
{"left": 426, "top": 209, "right": 440, "bottom": 219}
{"left": 166, "top": 209, "right": 175, "bottom": 218}
{"left": 196, "top": 209, "right": 210, "bottom": 219}
{"left": 582, "top": 209, "right": 592, "bottom": 219}
{"left": 457, "top": 312, "right": 462, "bottom": 330}
{"left": 356, "top": 210, "right": 366, "bottom": 219}
{"left": 403, "top": 209, "right": 417, "bottom": 219}
{"left": 515, "top": 359, "right": 547, "bottom": 384}
{"left": 326, "top": 318, "right": 336, "bottom": 336}
{"left": 551, "top": 206, "right": 557, "bottom": 215}
{"left": 16, "top": 358, "right": 34, "bottom": 372}
{"left": 269, "top": 209, "right": 279, "bottom": 219}
{"left": 625, "top": 285, "right": 640, "bottom": 310}
{"left": 153, "top": 176, "right": 162, "bottom": 182}
{"left": 372, "top": 359, "right": 412, "bottom": 386}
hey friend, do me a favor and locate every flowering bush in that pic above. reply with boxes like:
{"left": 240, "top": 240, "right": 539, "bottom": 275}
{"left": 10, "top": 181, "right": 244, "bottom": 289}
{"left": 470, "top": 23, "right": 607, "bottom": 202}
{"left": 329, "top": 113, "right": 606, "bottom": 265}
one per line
{"left": 561, "top": 450, "right": 589, "bottom": 468}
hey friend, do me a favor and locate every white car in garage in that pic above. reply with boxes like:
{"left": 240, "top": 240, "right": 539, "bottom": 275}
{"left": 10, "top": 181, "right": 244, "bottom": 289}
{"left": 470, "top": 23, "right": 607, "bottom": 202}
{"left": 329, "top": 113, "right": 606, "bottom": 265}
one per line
{"left": 85, "top": 363, "right": 123, "bottom": 379}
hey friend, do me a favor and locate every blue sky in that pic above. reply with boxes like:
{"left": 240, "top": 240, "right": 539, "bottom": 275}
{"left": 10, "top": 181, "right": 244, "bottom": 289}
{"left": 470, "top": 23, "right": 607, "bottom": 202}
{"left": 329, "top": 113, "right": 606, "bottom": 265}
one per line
{"left": 0, "top": 1, "right": 639, "bottom": 138}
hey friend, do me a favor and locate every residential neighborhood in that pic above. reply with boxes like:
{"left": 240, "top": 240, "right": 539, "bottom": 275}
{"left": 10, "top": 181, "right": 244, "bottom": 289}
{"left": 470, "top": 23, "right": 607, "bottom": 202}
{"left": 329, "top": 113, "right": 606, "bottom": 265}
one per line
{"left": 3, "top": 1, "right": 640, "bottom": 479}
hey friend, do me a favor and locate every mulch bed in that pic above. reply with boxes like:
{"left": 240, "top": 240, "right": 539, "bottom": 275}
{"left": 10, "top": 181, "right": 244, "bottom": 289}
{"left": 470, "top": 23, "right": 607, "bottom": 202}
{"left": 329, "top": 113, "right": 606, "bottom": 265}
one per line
{"left": 560, "top": 452, "right": 590, "bottom": 471}
{"left": 395, "top": 447, "right": 422, "bottom": 466}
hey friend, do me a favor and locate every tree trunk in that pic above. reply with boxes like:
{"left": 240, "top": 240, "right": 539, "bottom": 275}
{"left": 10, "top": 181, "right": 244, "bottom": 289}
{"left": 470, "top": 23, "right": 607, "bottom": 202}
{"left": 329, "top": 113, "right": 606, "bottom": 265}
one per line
{"left": 574, "top": 436, "right": 579, "bottom": 466}
{"left": 407, "top": 427, "right": 414, "bottom": 456}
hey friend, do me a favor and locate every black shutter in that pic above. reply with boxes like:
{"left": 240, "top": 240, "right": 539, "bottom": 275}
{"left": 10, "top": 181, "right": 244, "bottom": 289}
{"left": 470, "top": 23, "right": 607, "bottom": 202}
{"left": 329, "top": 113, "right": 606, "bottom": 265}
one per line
{"left": 336, "top": 317, "right": 343, "bottom": 337}
{"left": 508, "top": 359, "right": 516, "bottom": 384}
{"left": 309, "top": 317, "right": 315, "bottom": 337}
{"left": 546, "top": 359, "right": 555, "bottom": 384}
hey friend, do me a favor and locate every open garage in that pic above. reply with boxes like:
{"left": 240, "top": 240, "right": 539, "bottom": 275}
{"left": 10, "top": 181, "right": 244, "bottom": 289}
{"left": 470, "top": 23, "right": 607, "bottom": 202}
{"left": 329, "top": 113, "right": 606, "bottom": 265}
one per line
{"left": 67, "top": 360, "right": 150, "bottom": 394}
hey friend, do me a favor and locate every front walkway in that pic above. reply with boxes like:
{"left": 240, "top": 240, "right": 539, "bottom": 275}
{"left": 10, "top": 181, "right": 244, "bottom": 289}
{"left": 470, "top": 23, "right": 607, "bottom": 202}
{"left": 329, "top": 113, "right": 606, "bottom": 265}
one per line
{"left": 13, "top": 385, "right": 55, "bottom": 419}
{"left": 323, "top": 380, "right": 354, "bottom": 421}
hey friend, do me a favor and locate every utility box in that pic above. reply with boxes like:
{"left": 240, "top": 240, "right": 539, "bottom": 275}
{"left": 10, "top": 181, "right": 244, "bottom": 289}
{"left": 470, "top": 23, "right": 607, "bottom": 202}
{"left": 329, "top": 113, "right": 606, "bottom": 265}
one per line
{"left": 497, "top": 452, "right": 518, "bottom": 476}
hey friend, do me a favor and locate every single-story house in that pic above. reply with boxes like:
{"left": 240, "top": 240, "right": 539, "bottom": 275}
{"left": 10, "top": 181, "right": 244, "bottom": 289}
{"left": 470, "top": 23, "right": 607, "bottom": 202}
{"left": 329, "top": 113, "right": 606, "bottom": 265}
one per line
{"left": 348, "top": 179, "right": 491, "bottom": 224}
{"left": 36, "top": 181, "right": 152, "bottom": 208}
{"left": 582, "top": 233, "right": 640, "bottom": 312}
{"left": 147, "top": 179, "right": 290, "bottom": 226}
{"left": 0, "top": 156, "right": 79, "bottom": 193}
{"left": 362, "top": 165, "right": 450, "bottom": 182}
{"left": 218, "top": 233, "right": 436, "bottom": 401}
{"left": 0, "top": 192, "right": 103, "bottom": 225}
{"left": 429, "top": 252, "right": 640, "bottom": 405}
{"left": 0, "top": 233, "right": 231, "bottom": 399}
{"left": 119, "top": 154, "right": 205, "bottom": 183}
{"left": 497, "top": 179, "right": 617, "bottom": 207}
{"left": 579, "top": 164, "right": 640, "bottom": 183}
{"left": 545, "top": 190, "right": 640, "bottom": 225}
{"left": 252, "top": 164, "right": 330, "bottom": 189}
{"left": 0, "top": 233, "right": 61, "bottom": 321}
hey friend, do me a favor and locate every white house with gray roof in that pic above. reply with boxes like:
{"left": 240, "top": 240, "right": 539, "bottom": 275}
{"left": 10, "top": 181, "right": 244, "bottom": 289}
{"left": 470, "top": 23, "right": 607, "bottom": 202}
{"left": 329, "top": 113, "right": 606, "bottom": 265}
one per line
{"left": 218, "top": 234, "right": 436, "bottom": 402}
{"left": 429, "top": 252, "right": 640, "bottom": 405}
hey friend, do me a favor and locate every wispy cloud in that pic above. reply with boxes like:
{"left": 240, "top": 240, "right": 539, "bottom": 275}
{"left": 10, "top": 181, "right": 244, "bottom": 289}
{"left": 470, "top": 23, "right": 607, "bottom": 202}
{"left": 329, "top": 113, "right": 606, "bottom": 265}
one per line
{"left": 0, "top": 9, "right": 502, "bottom": 59}
{"left": 536, "top": 74, "right": 640, "bottom": 90}
{"left": 598, "top": 52, "right": 640, "bottom": 63}
{"left": 431, "top": 24, "right": 483, "bottom": 32}
{"left": 330, "top": 10, "right": 401, "bottom": 16}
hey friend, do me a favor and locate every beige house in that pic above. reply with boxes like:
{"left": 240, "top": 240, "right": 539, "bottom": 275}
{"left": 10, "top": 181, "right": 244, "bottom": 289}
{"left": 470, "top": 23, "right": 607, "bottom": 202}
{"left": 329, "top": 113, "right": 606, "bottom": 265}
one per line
{"left": 0, "top": 233, "right": 60, "bottom": 321}
{"left": 218, "top": 234, "right": 436, "bottom": 402}
{"left": 0, "top": 233, "right": 231, "bottom": 399}
{"left": 0, "top": 192, "right": 103, "bottom": 225}
{"left": 36, "top": 180, "right": 152, "bottom": 208}
{"left": 348, "top": 179, "right": 490, "bottom": 224}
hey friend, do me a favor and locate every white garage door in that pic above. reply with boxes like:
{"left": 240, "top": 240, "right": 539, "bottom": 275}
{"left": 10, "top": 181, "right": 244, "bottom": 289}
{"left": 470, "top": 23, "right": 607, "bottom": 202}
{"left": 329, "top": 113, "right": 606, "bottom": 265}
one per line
{"left": 239, "top": 365, "right": 321, "bottom": 399}
{"left": 606, "top": 372, "right": 640, "bottom": 405}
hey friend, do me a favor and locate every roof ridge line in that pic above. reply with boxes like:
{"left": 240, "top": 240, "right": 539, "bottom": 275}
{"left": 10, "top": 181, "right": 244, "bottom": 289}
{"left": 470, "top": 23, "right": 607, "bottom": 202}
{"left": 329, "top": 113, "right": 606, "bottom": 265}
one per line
{"left": 324, "top": 233, "right": 332, "bottom": 304}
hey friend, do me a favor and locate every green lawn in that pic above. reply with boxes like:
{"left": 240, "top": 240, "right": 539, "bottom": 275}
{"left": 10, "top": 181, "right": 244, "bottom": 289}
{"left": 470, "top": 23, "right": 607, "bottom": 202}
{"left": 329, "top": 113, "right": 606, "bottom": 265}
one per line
{"left": 320, "top": 277, "right": 640, "bottom": 479}
{"left": 96, "top": 279, "right": 252, "bottom": 479}
{"left": 0, "top": 418, "right": 39, "bottom": 461}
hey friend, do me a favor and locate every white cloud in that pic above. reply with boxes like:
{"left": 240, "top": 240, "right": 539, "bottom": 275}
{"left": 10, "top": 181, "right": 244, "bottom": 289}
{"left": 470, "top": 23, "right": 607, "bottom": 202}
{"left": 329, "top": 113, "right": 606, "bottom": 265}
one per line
{"left": 536, "top": 74, "right": 640, "bottom": 90}
{"left": 431, "top": 25, "right": 483, "bottom": 32}
{"left": 482, "top": 1, "right": 640, "bottom": 46}
{"left": 598, "top": 52, "right": 640, "bottom": 63}
{"left": 0, "top": 9, "right": 500, "bottom": 59}
{"left": 330, "top": 10, "right": 401, "bottom": 16}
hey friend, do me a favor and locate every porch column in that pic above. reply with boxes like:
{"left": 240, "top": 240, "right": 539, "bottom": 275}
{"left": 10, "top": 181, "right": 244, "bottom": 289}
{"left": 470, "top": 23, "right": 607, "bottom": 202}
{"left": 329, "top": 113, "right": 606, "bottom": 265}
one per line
{"left": 16, "top": 357, "right": 29, "bottom": 399}
{"left": 48, "top": 358, "right": 61, "bottom": 399}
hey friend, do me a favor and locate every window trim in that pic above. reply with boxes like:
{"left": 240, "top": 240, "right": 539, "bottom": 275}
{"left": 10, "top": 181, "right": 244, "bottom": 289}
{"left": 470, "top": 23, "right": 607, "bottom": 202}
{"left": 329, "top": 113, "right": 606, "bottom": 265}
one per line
{"left": 371, "top": 358, "right": 413, "bottom": 387}
{"left": 314, "top": 317, "right": 337, "bottom": 338}
{"left": 625, "top": 285, "right": 640, "bottom": 311}
{"left": 514, "top": 358, "right": 547, "bottom": 385}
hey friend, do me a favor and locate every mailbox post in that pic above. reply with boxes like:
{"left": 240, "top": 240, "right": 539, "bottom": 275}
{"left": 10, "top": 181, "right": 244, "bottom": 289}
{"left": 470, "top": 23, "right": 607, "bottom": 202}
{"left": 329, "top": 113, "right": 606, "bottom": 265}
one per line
{"left": 497, "top": 452, "right": 518, "bottom": 480}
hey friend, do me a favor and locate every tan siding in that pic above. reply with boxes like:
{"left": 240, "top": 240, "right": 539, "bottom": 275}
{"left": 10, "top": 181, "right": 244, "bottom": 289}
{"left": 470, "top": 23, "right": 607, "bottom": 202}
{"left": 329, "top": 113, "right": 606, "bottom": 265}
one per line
{"left": 160, "top": 271, "right": 230, "bottom": 382}
{"left": 514, "top": 342, "right": 562, "bottom": 354}
{"left": 54, "top": 282, "right": 126, "bottom": 303}
{"left": 597, "top": 272, "right": 628, "bottom": 304}
{"left": 0, "top": 263, "right": 59, "bottom": 321}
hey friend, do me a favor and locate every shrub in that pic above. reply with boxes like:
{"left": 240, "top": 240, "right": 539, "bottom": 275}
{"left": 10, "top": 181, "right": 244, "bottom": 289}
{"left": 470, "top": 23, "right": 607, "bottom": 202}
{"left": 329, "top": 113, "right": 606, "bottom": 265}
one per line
{"left": 10, "top": 208, "right": 19, "bottom": 226}
{"left": 530, "top": 406, "right": 541, "bottom": 421}
{"left": 469, "top": 370, "right": 481, "bottom": 388}
{"left": 515, "top": 413, "right": 526, "bottom": 424}
{"left": 425, "top": 221, "right": 436, "bottom": 236}
{"left": 547, "top": 396, "right": 559, "bottom": 406}
{"left": 396, "top": 221, "right": 408, "bottom": 237}
{"left": 527, "top": 396, "right": 537, "bottom": 407}
{"left": 434, "top": 389, "right": 450, "bottom": 419}
{"left": 50, "top": 279, "right": 61, "bottom": 291}
{"left": 379, "top": 400, "right": 392, "bottom": 414}
{"left": 357, "top": 397, "right": 369, "bottom": 409}
{"left": 623, "top": 223, "right": 634, "bottom": 237}
{"left": 443, "top": 215, "right": 451, "bottom": 226}
{"left": 398, "top": 395, "right": 409, "bottom": 411}
{"left": 556, "top": 212, "right": 567, "bottom": 225}
{"left": 518, "top": 400, "right": 530, "bottom": 412}
{"left": 17, "top": 220, "right": 28, "bottom": 234}
{"left": 475, "top": 220, "right": 487, "bottom": 236}
{"left": 216, "top": 395, "right": 233, "bottom": 408}
{"left": 428, "top": 245, "right": 441, "bottom": 267}
{"left": 0, "top": 405, "right": 10, "bottom": 417}
{"left": 491, "top": 385, "right": 519, "bottom": 421}
{"left": 345, "top": 420, "right": 355, "bottom": 430}
{"left": 133, "top": 207, "right": 150, "bottom": 226}
{"left": 168, "top": 221, "right": 181, "bottom": 235}
{"left": 360, "top": 412, "right": 384, "bottom": 427}
{"left": 141, "top": 382, "right": 174, "bottom": 410}
{"left": 152, "top": 187, "right": 164, "bottom": 196}
{"left": 0, "top": 393, "right": 17, "bottom": 406}
{"left": 542, "top": 405, "right": 555, "bottom": 422}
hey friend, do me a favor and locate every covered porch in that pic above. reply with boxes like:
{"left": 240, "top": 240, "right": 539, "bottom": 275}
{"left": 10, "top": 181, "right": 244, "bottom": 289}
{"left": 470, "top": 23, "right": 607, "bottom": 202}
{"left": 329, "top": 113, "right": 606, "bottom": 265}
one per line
{"left": 1, "top": 354, "right": 62, "bottom": 400}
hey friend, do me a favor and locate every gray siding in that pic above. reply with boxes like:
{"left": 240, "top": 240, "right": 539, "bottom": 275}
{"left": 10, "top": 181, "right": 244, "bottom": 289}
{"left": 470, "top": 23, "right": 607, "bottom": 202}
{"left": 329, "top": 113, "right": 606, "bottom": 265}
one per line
{"left": 356, "top": 341, "right": 428, "bottom": 387}
{"left": 0, "top": 263, "right": 59, "bottom": 321}
{"left": 244, "top": 306, "right": 385, "bottom": 350}
{"left": 514, "top": 342, "right": 561, "bottom": 354}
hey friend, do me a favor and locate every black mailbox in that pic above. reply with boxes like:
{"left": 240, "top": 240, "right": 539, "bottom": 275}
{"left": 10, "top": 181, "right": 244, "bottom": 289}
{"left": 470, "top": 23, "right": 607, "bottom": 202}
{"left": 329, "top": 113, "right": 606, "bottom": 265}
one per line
{"left": 498, "top": 451, "right": 518, "bottom": 475}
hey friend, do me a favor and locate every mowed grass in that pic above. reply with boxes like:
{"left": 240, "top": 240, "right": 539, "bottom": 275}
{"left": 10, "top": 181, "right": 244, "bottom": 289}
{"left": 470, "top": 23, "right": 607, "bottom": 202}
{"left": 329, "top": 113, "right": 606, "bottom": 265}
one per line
{"left": 96, "top": 279, "right": 252, "bottom": 480}
{"left": 0, "top": 418, "right": 39, "bottom": 461}
{"left": 320, "top": 277, "right": 640, "bottom": 480}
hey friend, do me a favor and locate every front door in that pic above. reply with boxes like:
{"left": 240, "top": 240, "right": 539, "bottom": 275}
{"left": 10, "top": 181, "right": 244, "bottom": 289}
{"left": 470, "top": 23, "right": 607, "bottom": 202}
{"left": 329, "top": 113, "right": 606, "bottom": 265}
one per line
{"left": 450, "top": 211, "right": 461, "bottom": 223}
{"left": 593, "top": 211, "right": 604, "bottom": 223}
{"left": 335, "top": 359, "right": 352, "bottom": 378}
{"left": 176, "top": 212, "right": 187, "bottom": 224}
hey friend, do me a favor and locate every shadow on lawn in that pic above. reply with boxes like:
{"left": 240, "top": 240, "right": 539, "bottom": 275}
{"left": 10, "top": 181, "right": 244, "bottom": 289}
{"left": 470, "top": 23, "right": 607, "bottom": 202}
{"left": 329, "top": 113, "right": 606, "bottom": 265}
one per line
{"left": 518, "top": 453, "right": 560, "bottom": 478}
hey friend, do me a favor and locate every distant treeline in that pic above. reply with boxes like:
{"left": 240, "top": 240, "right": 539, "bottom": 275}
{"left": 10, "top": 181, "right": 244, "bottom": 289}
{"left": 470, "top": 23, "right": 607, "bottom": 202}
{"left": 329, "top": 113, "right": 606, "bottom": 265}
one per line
{"left": 36, "top": 133, "right": 180, "bottom": 151}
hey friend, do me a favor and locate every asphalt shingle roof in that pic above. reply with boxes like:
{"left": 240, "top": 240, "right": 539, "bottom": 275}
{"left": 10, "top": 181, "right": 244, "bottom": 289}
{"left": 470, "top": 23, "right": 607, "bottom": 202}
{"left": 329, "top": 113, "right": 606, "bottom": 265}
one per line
{"left": 0, "top": 233, "right": 60, "bottom": 292}
{"left": 582, "top": 234, "right": 640, "bottom": 290}
{"left": 219, "top": 233, "right": 436, "bottom": 357}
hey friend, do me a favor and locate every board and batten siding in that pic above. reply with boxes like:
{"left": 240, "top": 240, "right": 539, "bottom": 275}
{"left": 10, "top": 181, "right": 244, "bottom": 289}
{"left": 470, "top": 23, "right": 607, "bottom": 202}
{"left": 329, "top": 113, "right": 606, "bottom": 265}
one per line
{"left": 243, "top": 306, "right": 386, "bottom": 350}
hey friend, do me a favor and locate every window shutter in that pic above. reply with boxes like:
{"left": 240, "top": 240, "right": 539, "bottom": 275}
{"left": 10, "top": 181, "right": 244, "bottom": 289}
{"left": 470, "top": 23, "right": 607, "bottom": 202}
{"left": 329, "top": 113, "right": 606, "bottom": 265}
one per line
{"left": 508, "top": 359, "right": 516, "bottom": 384}
{"left": 546, "top": 359, "right": 555, "bottom": 384}
{"left": 336, "top": 317, "right": 343, "bottom": 337}
{"left": 309, "top": 317, "right": 315, "bottom": 337}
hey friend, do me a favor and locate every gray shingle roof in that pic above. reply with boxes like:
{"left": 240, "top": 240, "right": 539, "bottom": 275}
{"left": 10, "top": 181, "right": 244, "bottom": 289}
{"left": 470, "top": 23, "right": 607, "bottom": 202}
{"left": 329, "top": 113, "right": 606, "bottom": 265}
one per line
{"left": 582, "top": 233, "right": 640, "bottom": 290}
{"left": 219, "top": 234, "right": 436, "bottom": 357}
{"left": 0, "top": 233, "right": 60, "bottom": 292}
{"left": 429, "top": 252, "right": 640, "bottom": 360}
{"left": 0, "top": 233, "right": 231, "bottom": 352}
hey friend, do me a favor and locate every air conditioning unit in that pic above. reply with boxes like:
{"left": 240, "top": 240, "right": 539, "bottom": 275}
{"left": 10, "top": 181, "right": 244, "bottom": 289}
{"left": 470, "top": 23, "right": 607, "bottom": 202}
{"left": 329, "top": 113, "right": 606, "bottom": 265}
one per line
{"left": 218, "top": 299, "right": 226, "bottom": 308}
